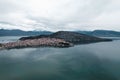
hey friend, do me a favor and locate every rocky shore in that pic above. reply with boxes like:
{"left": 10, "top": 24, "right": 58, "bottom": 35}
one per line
{"left": 0, "top": 38, "right": 73, "bottom": 50}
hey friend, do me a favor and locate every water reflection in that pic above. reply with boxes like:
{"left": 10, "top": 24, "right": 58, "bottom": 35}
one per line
{"left": 0, "top": 41, "right": 119, "bottom": 80}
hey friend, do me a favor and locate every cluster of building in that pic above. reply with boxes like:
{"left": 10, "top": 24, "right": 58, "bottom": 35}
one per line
{"left": 0, "top": 38, "right": 72, "bottom": 49}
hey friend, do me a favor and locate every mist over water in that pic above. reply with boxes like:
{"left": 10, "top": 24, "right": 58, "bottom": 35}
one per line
{"left": 0, "top": 37, "right": 120, "bottom": 80}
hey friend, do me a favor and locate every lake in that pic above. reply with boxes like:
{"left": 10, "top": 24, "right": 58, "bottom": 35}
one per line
{"left": 0, "top": 36, "right": 120, "bottom": 80}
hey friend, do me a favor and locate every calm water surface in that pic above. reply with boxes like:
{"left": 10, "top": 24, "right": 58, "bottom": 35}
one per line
{"left": 0, "top": 36, "right": 24, "bottom": 43}
{"left": 0, "top": 36, "right": 120, "bottom": 80}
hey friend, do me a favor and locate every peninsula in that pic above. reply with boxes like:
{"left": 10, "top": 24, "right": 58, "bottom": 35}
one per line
{"left": 20, "top": 31, "right": 112, "bottom": 43}
{"left": 0, "top": 31, "right": 112, "bottom": 50}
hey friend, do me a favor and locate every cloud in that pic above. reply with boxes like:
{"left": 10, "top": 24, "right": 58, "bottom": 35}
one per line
{"left": 0, "top": 0, "right": 120, "bottom": 31}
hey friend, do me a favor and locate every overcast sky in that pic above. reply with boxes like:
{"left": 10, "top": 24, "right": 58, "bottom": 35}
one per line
{"left": 0, "top": 0, "right": 120, "bottom": 31}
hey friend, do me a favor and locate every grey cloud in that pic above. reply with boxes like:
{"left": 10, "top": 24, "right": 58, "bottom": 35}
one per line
{"left": 0, "top": 0, "right": 20, "bottom": 14}
{"left": 0, "top": 0, "right": 120, "bottom": 31}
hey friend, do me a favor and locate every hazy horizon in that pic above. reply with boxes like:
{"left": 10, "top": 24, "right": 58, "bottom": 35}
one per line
{"left": 0, "top": 0, "right": 120, "bottom": 31}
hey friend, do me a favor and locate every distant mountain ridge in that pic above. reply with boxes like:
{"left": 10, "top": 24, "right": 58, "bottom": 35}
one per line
{"left": 0, "top": 29, "right": 120, "bottom": 37}
{"left": 77, "top": 30, "right": 120, "bottom": 37}
{"left": 0, "top": 29, "right": 52, "bottom": 36}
